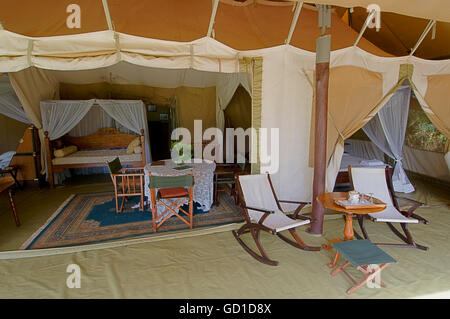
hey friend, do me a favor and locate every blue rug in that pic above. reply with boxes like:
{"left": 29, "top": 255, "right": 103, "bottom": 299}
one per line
{"left": 86, "top": 197, "right": 207, "bottom": 227}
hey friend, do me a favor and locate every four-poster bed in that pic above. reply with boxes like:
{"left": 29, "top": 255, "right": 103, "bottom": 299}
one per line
{"left": 44, "top": 127, "right": 146, "bottom": 189}
{"left": 40, "top": 99, "right": 151, "bottom": 188}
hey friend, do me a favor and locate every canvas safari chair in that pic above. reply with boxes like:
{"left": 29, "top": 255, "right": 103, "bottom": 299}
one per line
{"left": 148, "top": 171, "right": 194, "bottom": 232}
{"left": 233, "top": 173, "right": 320, "bottom": 266}
{"left": 348, "top": 166, "right": 429, "bottom": 250}
{"left": 106, "top": 157, "right": 145, "bottom": 213}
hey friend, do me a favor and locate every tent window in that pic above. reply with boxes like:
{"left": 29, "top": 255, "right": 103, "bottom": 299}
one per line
{"left": 406, "top": 95, "right": 447, "bottom": 153}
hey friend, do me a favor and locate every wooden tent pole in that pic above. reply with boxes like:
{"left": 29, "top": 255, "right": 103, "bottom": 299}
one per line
{"left": 308, "top": 5, "right": 331, "bottom": 235}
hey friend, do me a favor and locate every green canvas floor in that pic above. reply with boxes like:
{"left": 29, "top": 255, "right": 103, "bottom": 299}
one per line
{"left": 0, "top": 174, "right": 448, "bottom": 298}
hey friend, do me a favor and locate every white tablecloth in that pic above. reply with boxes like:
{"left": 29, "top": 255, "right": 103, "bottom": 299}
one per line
{"left": 144, "top": 159, "right": 216, "bottom": 212}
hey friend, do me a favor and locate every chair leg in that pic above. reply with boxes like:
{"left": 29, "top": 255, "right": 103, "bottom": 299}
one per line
{"left": 232, "top": 184, "right": 238, "bottom": 205}
{"left": 358, "top": 215, "right": 370, "bottom": 240}
{"left": 356, "top": 218, "right": 428, "bottom": 251}
{"left": 331, "top": 260, "right": 351, "bottom": 276}
{"left": 8, "top": 188, "right": 20, "bottom": 227}
{"left": 346, "top": 264, "right": 389, "bottom": 295}
{"left": 119, "top": 196, "right": 125, "bottom": 212}
{"left": 374, "top": 222, "right": 429, "bottom": 251}
{"left": 140, "top": 190, "right": 144, "bottom": 211}
{"left": 277, "top": 229, "right": 321, "bottom": 251}
{"left": 232, "top": 223, "right": 279, "bottom": 266}
{"left": 189, "top": 194, "right": 193, "bottom": 229}
{"left": 401, "top": 223, "right": 428, "bottom": 250}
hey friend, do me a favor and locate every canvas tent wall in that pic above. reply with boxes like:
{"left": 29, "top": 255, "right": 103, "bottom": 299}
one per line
{"left": 0, "top": 74, "right": 29, "bottom": 155}
{"left": 0, "top": 1, "right": 449, "bottom": 203}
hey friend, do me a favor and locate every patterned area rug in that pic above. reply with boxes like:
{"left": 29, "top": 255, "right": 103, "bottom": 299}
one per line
{"left": 22, "top": 192, "right": 243, "bottom": 250}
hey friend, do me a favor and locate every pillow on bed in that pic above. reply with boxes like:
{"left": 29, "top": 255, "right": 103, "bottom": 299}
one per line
{"left": 133, "top": 146, "right": 142, "bottom": 154}
{"left": 54, "top": 145, "right": 78, "bottom": 158}
{"left": 126, "top": 137, "right": 141, "bottom": 154}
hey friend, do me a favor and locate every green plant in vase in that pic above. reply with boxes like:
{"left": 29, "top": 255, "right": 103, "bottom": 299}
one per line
{"left": 170, "top": 141, "right": 193, "bottom": 165}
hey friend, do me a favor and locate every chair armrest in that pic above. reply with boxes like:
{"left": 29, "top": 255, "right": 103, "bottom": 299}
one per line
{"left": 243, "top": 206, "right": 275, "bottom": 214}
{"left": 394, "top": 195, "right": 423, "bottom": 207}
{"left": 395, "top": 196, "right": 429, "bottom": 224}
{"left": 121, "top": 167, "right": 145, "bottom": 174}
{"left": 277, "top": 200, "right": 311, "bottom": 220}
{"left": 112, "top": 172, "right": 144, "bottom": 177}
{"left": 242, "top": 206, "right": 275, "bottom": 226}
{"left": 278, "top": 199, "right": 311, "bottom": 205}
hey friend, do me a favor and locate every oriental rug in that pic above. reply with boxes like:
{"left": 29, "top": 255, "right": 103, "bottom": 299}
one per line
{"left": 22, "top": 192, "right": 243, "bottom": 249}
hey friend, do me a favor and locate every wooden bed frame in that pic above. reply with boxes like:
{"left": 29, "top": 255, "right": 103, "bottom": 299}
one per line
{"left": 335, "top": 171, "right": 350, "bottom": 185}
{"left": 44, "top": 127, "right": 146, "bottom": 189}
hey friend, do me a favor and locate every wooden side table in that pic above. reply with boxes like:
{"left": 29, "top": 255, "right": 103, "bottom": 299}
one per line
{"left": 317, "top": 192, "right": 385, "bottom": 268}
{"left": 0, "top": 177, "right": 20, "bottom": 227}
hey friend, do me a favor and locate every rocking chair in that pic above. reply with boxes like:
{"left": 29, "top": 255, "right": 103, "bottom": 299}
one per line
{"left": 348, "top": 166, "right": 429, "bottom": 250}
{"left": 106, "top": 157, "right": 145, "bottom": 213}
{"left": 233, "top": 173, "right": 320, "bottom": 266}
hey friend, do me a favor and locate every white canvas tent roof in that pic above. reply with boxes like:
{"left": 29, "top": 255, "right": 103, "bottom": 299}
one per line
{"left": 0, "top": 0, "right": 448, "bottom": 201}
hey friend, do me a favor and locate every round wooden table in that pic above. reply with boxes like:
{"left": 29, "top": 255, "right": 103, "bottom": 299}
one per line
{"left": 317, "top": 192, "right": 385, "bottom": 268}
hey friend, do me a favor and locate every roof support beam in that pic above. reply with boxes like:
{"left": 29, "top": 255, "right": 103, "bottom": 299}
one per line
{"left": 285, "top": 2, "right": 303, "bottom": 45}
{"left": 409, "top": 20, "right": 436, "bottom": 56}
{"left": 101, "top": 0, "right": 114, "bottom": 30}
{"left": 102, "top": 0, "right": 121, "bottom": 63}
{"left": 309, "top": 4, "right": 331, "bottom": 236}
{"left": 353, "top": 9, "right": 376, "bottom": 47}
{"left": 207, "top": 0, "right": 220, "bottom": 38}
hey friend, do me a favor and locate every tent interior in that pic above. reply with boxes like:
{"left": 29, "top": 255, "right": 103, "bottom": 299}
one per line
{"left": 0, "top": 63, "right": 253, "bottom": 186}
{"left": 0, "top": 0, "right": 449, "bottom": 299}
{"left": 337, "top": 82, "right": 450, "bottom": 194}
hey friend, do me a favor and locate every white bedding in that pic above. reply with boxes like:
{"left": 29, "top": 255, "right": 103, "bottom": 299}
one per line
{"left": 339, "top": 153, "right": 386, "bottom": 172}
{"left": 52, "top": 149, "right": 142, "bottom": 165}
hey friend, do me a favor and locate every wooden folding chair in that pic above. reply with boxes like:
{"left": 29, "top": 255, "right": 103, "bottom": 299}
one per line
{"left": 106, "top": 157, "right": 145, "bottom": 213}
{"left": 331, "top": 240, "right": 397, "bottom": 294}
{"left": 233, "top": 173, "right": 320, "bottom": 266}
{"left": 148, "top": 171, "right": 194, "bottom": 232}
{"left": 348, "top": 166, "right": 429, "bottom": 250}
{"left": 213, "top": 154, "right": 248, "bottom": 206}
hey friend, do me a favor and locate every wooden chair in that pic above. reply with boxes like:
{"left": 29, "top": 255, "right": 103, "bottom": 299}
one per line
{"left": 348, "top": 166, "right": 429, "bottom": 250}
{"left": 0, "top": 166, "right": 23, "bottom": 190}
{"left": 233, "top": 173, "right": 320, "bottom": 266}
{"left": 106, "top": 157, "right": 145, "bottom": 213}
{"left": 213, "top": 162, "right": 245, "bottom": 206}
{"left": 148, "top": 171, "right": 194, "bottom": 232}
{"left": 213, "top": 149, "right": 249, "bottom": 206}
{"left": 0, "top": 176, "right": 20, "bottom": 227}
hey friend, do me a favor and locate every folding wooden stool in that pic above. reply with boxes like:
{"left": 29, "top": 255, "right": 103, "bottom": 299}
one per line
{"left": 331, "top": 240, "right": 396, "bottom": 294}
